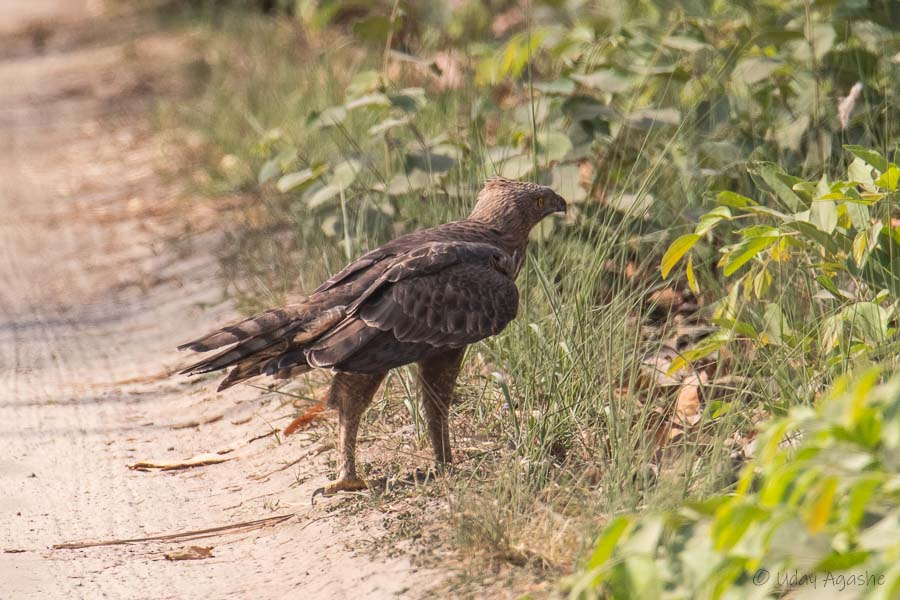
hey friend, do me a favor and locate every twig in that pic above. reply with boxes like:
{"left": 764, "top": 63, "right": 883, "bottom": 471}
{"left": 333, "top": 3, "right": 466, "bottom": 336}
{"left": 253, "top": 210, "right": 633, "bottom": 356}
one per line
{"left": 52, "top": 514, "right": 295, "bottom": 550}
{"left": 249, "top": 441, "right": 336, "bottom": 480}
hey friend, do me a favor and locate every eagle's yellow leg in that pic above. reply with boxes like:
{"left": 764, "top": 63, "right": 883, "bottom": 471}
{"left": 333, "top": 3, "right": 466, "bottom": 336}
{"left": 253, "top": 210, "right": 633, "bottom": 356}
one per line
{"left": 312, "top": 371, "right": 386, "bottom": 503}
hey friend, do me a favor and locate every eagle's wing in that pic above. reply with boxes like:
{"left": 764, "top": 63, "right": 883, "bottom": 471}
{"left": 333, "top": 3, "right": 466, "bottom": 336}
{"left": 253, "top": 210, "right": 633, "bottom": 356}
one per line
{"left": 313, "top": 247, "right": 389, "bottom": 293}
{"left": 304, "top": 241, "right": 519, "bottom": 369}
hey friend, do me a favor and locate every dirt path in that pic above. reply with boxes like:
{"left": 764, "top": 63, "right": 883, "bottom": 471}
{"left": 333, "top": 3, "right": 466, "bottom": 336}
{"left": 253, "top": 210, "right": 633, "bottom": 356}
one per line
{"left": 0, "top": 3, "right": 433, "bottom": 598}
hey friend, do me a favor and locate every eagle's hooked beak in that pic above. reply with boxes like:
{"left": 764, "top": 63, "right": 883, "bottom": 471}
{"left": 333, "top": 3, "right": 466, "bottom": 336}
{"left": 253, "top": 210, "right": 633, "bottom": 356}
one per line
{"left": 554, "top": 193, "right": 568, "bottom": 215}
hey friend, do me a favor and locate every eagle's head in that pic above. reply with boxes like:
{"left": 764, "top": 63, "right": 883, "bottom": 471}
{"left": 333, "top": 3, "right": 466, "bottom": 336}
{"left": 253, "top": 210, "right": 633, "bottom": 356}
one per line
{"left": 469, "top": 176, "right": 567, "bottom": 237}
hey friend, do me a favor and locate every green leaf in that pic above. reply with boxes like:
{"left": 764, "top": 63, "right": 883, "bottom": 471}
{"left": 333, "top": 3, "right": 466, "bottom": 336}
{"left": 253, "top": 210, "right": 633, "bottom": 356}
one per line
{"left": 815, "top": 275, "right": 842, "bottom": 299}
{"left": 385, "top": 170, "right": 433, "bottom": 196}
{"left": 625, "top": 108, "right": 681, "bottom": 129}
{"left": 661, "top": 234, "right": 700, "bottom": 279}
{"left": 875, "top": 164, "right": 900, "bottom": 191}
{"left": 722, "top": 235, "right": 779, "bottom": 276}
{"left": 662, "top": 35, "right": 710, "bottom": 52}
{"left": 753, "top": 267, "right": 771, "bottom": 298}
{"left": 815, "top": 550, "right": 870, "bottom": 572}
{"left": 368, "top": 116, "right": 410, "bottom": 136}
{"left": 352, "top": 15, "right": 398, "bottom": 43}
{"left": 571, "top": 69, "right": 633, "bottom": 94}
{"left": 344, "top": 92, "right": 390, "bottom": 110}
{"left": 853, "top": 230, "right": 869, "bottom": 266}
{"left": 551, "top": 164, "right": 588, "bottom": 204}
{"left": 843, "top": 145, "right": 889, "bottom": 172}
{"left": 695, "top": 206, "right": 732, "bottom": 235}
{"left": 847, "top": 477, "right": 881, "bottom": 528}
{"left": 346, "top": 69, "right": 381, "bottom": 96}
{"left": 306, "top": 183, "right": 340, "bottom": 208}
{"left": 330, "top": 159, "right": 361, "bottom": 189}
{"left": 496, "top": 155, "right": 534, "bottom": 179}
{"left": 848, "top": 157, "right": 876, "bottom": 191}
{"left": 784, "top": 221, "right": 838, "bottom": 254}
{"left": 845, "top": 201, "right": 870, "bottom": 229}
{"left": 276, "top": 166, "right": 324, "bottom": 193}
{"left": 843, "top": 302, "right": 888, "bottom": 344}
{"left": 810, "top": 198, "right": 838, "bottom": 234}
{"left": 536, "top": 130, "right": 573, "bottom": 162}
{"left": 586, "top": 516, "right": 633, "bottom": 569}
{"left": 732, "top": 57, "right": 782, "bottom": 85}
{"left": 749, "top": 162, "right": 803, "bottom": 212}
{"left": 308, "top": 105, "right": 347, "bottom": 129}
{"left": 712, "top": 504, "right": 768, "bottom": 551}
{"left": 258, "top": 157, "right": 282, "bottom": 184}
{"left": 763, "top": 303, "right": 792, "bottom": 345}
{"left": 533, "top": 78, "right": 576, "bottom": 95}
{"left": 716, "top": 191, "right": 757, "bottom": 208}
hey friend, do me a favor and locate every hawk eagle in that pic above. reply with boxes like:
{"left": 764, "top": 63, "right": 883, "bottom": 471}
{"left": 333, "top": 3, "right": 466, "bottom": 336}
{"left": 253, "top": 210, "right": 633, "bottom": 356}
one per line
{"left": 179, "top": 177, "right": 567, "bottom": 495}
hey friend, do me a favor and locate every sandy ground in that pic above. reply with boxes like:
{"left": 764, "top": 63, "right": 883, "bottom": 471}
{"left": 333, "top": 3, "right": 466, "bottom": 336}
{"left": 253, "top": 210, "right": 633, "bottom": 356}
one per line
{"left": 0, "top": 2, "right": 435, "bottom": 598}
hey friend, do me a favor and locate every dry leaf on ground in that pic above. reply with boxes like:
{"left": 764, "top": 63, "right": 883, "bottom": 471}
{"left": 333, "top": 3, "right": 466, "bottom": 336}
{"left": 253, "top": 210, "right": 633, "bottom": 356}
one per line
{"left": 674, "top": 372, "right": 707, "bottom": 427}
{"left": 283, "top": 402, "right": 327, "bottom": 436}
{"left": 164, "top": 545, "right": 213, "bottom": 561}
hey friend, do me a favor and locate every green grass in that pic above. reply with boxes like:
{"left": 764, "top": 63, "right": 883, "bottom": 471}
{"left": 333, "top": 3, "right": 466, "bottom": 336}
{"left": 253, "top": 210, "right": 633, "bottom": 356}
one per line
{"left": 154, "top": 0, "right": 899, "bottom": 593}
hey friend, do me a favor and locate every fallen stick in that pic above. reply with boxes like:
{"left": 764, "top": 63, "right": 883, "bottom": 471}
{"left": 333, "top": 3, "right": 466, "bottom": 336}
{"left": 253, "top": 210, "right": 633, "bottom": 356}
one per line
{"left": 52, "top": 513, "right": 294, "bottom": 550}
{"left": 128, "top": 452, "right": 230, "bottom": 471}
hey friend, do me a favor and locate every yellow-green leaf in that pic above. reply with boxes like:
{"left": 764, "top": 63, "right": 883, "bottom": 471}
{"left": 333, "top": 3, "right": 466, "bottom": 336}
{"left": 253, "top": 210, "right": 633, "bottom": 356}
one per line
{"left": 852, "top": 229, "right": 868, "bottom": 267}
{"left": 875, "top": 165, "right": 900, "bottom": 191}
{"left": 586, "top": 516, "right": 633, "bottom": 569}
{"left": 843, "top": 145, "right": 888, "bottom": 172}
{"left": 806, "top": 477, "right": 838, "bottom": 533}
{"left": 722, "top": 236, "right": 778, "bottom": 276}
{"left": 686, "top": 254, "right": 699, "bottom": 294}
{"left": 661, "top": 234, "right": 700, "bottom": 279}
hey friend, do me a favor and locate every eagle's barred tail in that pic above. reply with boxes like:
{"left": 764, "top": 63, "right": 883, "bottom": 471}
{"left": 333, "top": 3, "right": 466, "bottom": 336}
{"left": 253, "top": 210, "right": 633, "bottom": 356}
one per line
{"left": 177, "top": 305, "right": 346, "bottom": 385}
{"left": 177, "top": 306, "right": 303, "bottom": 352}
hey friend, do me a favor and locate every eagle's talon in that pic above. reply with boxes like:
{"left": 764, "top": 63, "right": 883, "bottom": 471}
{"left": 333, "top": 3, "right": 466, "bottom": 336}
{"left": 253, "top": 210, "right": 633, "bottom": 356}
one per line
{"left": 311, "top": 477, "right": 369, "bottom": 505}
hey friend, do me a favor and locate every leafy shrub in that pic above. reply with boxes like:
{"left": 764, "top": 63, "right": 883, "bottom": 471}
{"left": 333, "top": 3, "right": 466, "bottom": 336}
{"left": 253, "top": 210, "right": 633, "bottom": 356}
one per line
{"left": 567, "top": 367, "right": 900, "bottom": 599}
{"left": 661, "top": 145, "right": 899, "bottom": 381}
{"left": 248, "top": 0, "right": 900, "bottom": 243}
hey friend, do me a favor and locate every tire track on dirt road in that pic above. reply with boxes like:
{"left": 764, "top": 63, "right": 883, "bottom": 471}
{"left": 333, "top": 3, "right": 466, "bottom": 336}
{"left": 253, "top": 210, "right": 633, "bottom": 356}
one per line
{"left": 0, "top": 3, "right": 435, "bottom": 598}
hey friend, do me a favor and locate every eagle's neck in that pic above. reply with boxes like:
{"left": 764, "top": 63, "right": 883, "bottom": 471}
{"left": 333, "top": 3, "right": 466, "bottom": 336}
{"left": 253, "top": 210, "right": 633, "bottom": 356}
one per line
{"left": 466, "top": 209, "right": 532, "bottom": 252}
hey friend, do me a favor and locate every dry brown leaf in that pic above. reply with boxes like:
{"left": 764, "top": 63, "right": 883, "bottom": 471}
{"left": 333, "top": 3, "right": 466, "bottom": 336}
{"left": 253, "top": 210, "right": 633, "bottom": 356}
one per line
{"left": 128, "top": 453, "right": 229, "bottom": 471}
{"left": 283, "top": 402, "right": 327, "bottom": 436}
{"left": 164, "top": 545, "right": 213, "bottom": 561}
{"left": 638, "top": 345, "right": 686, "bottom": 388}
{"left": 648, "top": 287, "right": 683, "bottom": 312}
{"left": 674, "top": 372, "right": 707, "bottom": 427}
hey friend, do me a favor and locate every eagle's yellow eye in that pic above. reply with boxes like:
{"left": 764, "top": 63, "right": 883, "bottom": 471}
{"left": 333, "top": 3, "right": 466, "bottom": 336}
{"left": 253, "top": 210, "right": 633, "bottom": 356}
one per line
{"left": 537, "top": 196, "right": 545, "bottom": 209}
